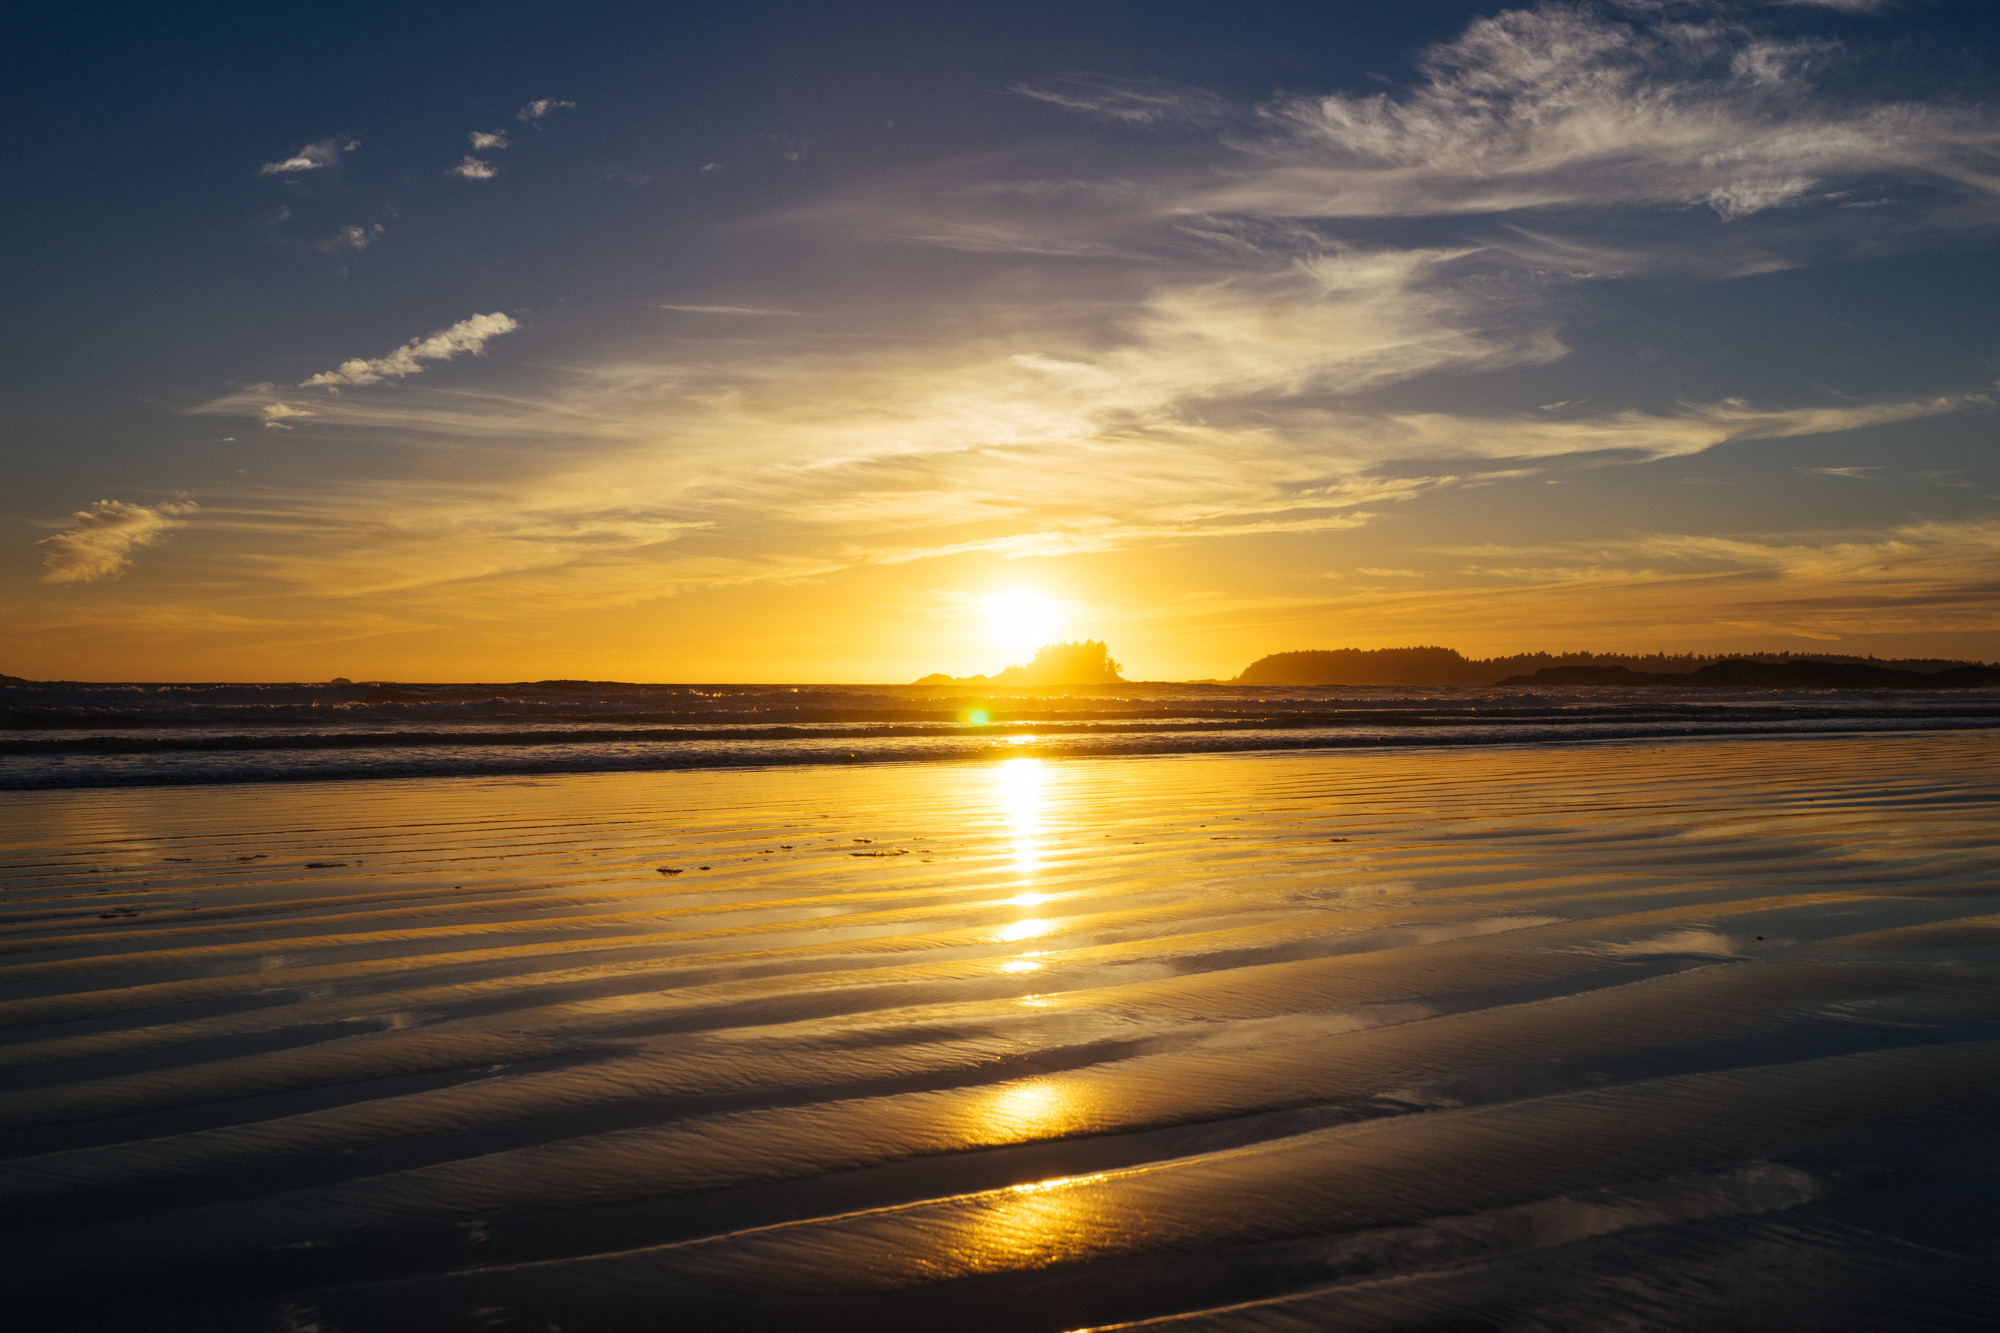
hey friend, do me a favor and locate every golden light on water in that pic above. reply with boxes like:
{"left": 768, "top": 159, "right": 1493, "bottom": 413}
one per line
{"left": 1010, "top": 1172, "right": 1109, "bottom": 1195}
{"left": 998, "top": 757, "right": 1045, "bottom": 880}
{"left": 996, "top": 758, "right": 1055, "bottom": 970}
{"left": 962, "top": 1081, "right": 1118, "bottom": 1268}
{"left": 980, "top": 1078, "right": 1086, "bottom": 1138}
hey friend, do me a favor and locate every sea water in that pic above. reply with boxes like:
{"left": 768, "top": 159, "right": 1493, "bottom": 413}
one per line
{"left": 6, "top": 677, "right": 1997, "bottom": 788}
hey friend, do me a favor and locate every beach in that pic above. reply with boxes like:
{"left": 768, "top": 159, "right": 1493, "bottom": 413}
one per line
{"left": 4, "top": 731, "right": 1999, "bottom": 1330}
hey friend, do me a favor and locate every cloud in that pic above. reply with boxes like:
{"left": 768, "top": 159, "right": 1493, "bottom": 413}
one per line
{"left": 700, "top": 162, "right": 725, "bottom": 172}
{"left": 262, "top": 403, "right": 314, "bottom": 430}
{"left": 1390, "top": 518, "right": 2000, "bottom": 644}
{"left": 470, "top": 130, "right": 510, "bottom": 150}
{"left": 518, "top": 98, "right": 575, "bottom": 123}
{"left": 601, "top": 165, "right": 650, "bottom": 185}
{"left": 657, "top": 304, "right": 798, "bottom": 315}
{"left": 299, "top": 312, "right": 519, "bottom": 388}
{"left": 890, "top": 224, "right": 1142, "bottom": 258}
{"left": 1023, "top": 4, "right": 2000, "bottom": 226}
{"left": 447, "top": 156, "right": 497, "bottom": 180}
{"left": 1357, "top": 394, "right": 1987, "bottom": 464}
{"left": 159, "top": 2, "right": 1999, "bottom": 656}
{"left": 36, "top": 500, "right": 196, "bottom": 583}
{"left": 769, "top": 133, "right": 809, "bottom": 162}
{"left": 1012, "top": 77, "right": 1233, "bottom": 129}
{"left": 314, "top": 223, "right": 384, "bottom": 255}
{"left": 258, "top": 137, "right": 358, "bottom": 176}
{"left": 190, "top": 236, "right": 1977, "bottom": 603}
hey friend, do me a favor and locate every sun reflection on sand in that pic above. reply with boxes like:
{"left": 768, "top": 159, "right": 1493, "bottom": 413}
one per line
{"left": 979, "top": 1078, "right": 1089, "bottom": 1139}
{"left": 1010, "top": 1172, "right": 1109, "bottom": 1195}
{"left": 963, "top": 1081, "right": 1120, "bottom": 1264}
{"left": 995, "top": 758, "right": 1058, "bottom": 973}
{"left": 998, "top": 757, "right": 1045, "bottom": 879}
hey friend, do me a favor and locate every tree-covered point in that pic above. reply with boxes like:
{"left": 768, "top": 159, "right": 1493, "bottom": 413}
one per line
{"left": 912, "top": 640, "right": 1125, "bottom": 687}
{"left": 1237, "top": 647, "right": 1995, "bottom": 688}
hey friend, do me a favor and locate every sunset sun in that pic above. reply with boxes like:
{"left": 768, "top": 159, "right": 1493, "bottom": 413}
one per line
{"left": 982, "top": 592, "right": 1064, "bottom": 660}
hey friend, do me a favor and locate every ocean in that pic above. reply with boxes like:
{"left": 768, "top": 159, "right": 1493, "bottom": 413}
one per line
{"left": 6, "top": 677, "right": 1999, "bottom": 788}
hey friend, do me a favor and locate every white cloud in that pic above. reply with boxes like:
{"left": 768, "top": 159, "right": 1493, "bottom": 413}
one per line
{"left": 601, "top": 165, "right": 650, "bottom": 185}
{"left": 700, "top": 162, "right": 725, "bottom": 172}
{"left": 314, "top": 223, "right": 384, "bottom": 255}
{"left": 263, "top": 403, "right": 314, "bottom": 430}
{"left": 518, "top": 98, "right": 575, "bottom": 123}
{"left": 1011, "top": 5, "right": 2000, "bottom": 226}
{"left": 36, "top": 500, "right": 197, "bottom": 583}
{"left": 300, "top": 312, "right": 520, "bottom": 388}
{"left": 258, "top": 137, "right": 358, "bottom": 176}
{"left": 447, "top": 156, "right": 497, "bottom": 180}
{"left": 470, "top": 130, "right": 510, "bottom": 150}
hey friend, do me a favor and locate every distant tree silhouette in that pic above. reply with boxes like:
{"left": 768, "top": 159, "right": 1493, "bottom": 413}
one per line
{"left": 1235, "top": 646, "right": 1990, "bottom": 687}
{"left": 993, "top": 640, "right": 1125, "bottom": 686}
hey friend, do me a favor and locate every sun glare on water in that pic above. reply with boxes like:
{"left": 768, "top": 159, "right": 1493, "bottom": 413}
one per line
{"left": 984, "top": 592, "right": 1064, "bottom": 659}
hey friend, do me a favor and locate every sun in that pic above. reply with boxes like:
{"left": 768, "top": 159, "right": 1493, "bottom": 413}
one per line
{"left": 983, "top": 592, "right": 1065, "bottom": 660}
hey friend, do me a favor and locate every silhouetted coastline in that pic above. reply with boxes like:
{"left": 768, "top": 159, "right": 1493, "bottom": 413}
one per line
{"left": 1238, "top": 646, "right": 1998, "bottom": 688}
{"left": 1498, "top": 660, "right": 2000, "bottom": 689}
{"left": 912, "top": 639, "right": 1125, "bottom": 687}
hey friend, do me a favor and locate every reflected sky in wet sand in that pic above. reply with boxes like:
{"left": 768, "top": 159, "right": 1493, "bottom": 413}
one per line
{"left": 3, "top": 733, "right": 1999, "bottom": 1331}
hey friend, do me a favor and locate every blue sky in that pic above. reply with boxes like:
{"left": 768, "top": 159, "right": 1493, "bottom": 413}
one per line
{"left": 4, "top": 0, "right": 1997, "bottom": 680}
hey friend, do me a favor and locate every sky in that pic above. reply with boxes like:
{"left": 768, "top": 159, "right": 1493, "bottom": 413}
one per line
{"left": 4, "top": 0, "right": 1998, "bottom": 683}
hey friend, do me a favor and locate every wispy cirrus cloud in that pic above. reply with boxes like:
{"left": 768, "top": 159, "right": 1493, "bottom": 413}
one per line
{"left": 657, "top": 304, "right": 797, "bottom": 315}
{"left": 1374, "top": 518, "right": 2000, "bottom": 644}
{"left": 1010, "top": 77, "right": 1233, "bottom": 129}
{"left": 300, "top": 312, "right": 519, "bottom": 388}
{"left": 1003, "top": 4, "right": 2000, "bottom": 230}
{"left": 36, "top": 500, "right": 197, "bottom": 583}
{"left": 185, "top": 224, "right": 1978, "bottom": 609}
{"left": 258, "top": 136, "right": 358, "bottom": 176}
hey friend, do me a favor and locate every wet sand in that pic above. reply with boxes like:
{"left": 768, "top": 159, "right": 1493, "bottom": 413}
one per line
{"left": 3, "top": 732, "right": 1998, "bottom": 1330}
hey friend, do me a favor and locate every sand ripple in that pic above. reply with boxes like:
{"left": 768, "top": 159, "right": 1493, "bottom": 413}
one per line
{"left": 3, "top": 733, "right": 1997, "bottom": 1330}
